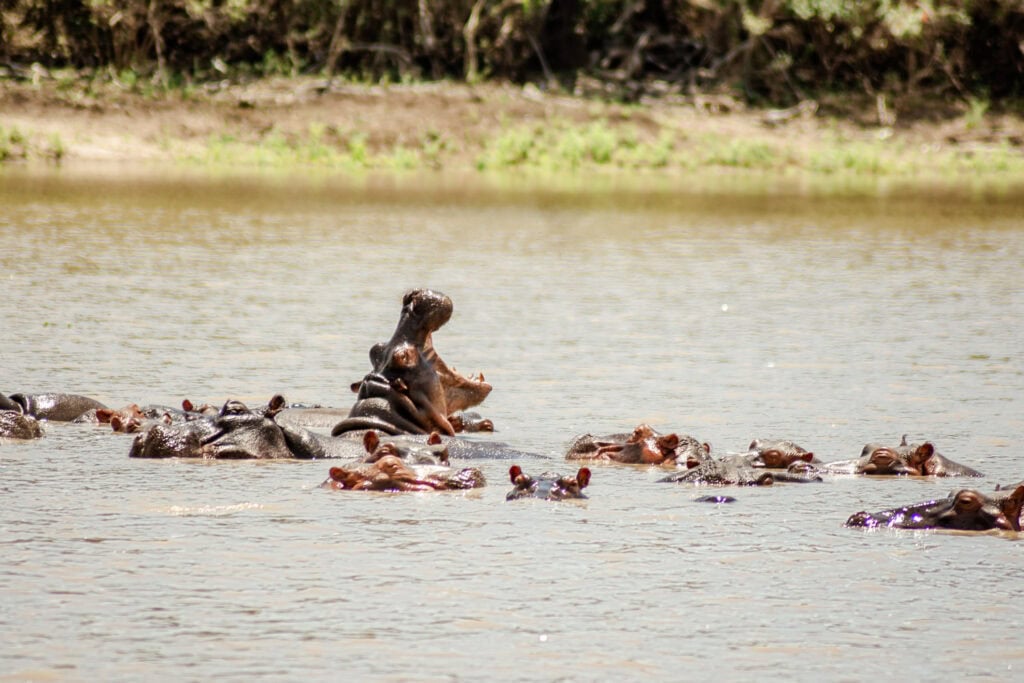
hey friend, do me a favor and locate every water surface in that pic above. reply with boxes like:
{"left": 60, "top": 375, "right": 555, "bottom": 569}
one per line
{"left": 2, "top": 168, "right": 1023, "bottom": 681}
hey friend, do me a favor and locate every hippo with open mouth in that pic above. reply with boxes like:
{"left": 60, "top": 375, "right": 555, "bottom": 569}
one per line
{"left": 846, "top": 484, "right": 1024, "bottom": 532}
{"left": 332, "top": 289, "right": 492, "bottom": 437}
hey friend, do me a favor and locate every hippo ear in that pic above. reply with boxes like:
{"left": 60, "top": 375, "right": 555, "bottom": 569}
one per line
{"left": 110, "top": 415, "right": 124, "bottom": 431}
{"left": 748, "top": 439, "right": 759, "bottom": 451}
{"left": 427, "top": 431, "right": 442, "bottom": 445}
{"left": 576, "top": 467, "right": 592, "bottom": 489}
{"left": 95, "top": 408, "right": 114, "bottom": 424}
{"left": 268, "top": 395, "right": 286, "bottom": 412}
{"left": 916, "top": 442, "right": 935, "bottom": 460}
{"left": 328, "top": 467, "right": 345, "bottom": 482}
{"left": 801, "top": 452, "right": 815, "bottom": 462}
{"left": 350, "top": 381, "right": 361, "bottom": 393}
{"left": 182, "top": 399, "right": 195, "bottom": 412}
{"left": 900, "top": 434, "right": 909, "bottom": 446}
{"left": 363, "top": 430, "right": 380, "bottom": 454}
{"left": 1003, "top": 485, "right": 1024, "bottom": 532}
{"left": 704, "top": 443, "right": 712, "bottom": 454}
{"left": 659, "top": 433, "right": 680, "bottom": 450}
{"left": 509, "top": 465, "right": 523, "bottom": 484}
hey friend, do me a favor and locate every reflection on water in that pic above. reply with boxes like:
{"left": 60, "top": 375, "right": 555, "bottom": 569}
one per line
{"left": 2, "top": 167, "right": 1023, "bottom": 680}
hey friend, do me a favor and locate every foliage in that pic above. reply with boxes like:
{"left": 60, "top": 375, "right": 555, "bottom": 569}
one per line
{"left": 1, "top": 1, "right": 1023, "bottom": 101}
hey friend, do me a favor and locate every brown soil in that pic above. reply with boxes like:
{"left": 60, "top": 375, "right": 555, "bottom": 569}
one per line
{"left": 1, "top": 75, "right": 1022, "bottom": 168}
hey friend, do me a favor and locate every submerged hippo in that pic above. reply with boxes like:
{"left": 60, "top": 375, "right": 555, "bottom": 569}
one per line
{"left": 745, "top": 439, "right": 818, "bottom": 468}
{"left": 4, "top": 392, "right": 107, "bottom": 421}
{"left": 449, "top": 411, "right": 495, "bottom": 433}
{"left": 566, "top": 424, "right": 710, "bottom": 467}
{"left": 332, "top": 289, "right": 492, "bottom": 437}
{"left": 659, "top": 455, "right": 776, "bottom": 486}
{"left": 0, "top": 410, "right": 44, "bottom": 440}
{"left": 846, "top": 484, "right": 1024, "bottom": 532}
{"left": 659, "top": 454, "right": 821, "bottom": 486}
{"left": 129, "top": 395, "right": 356, "bottom": 459}
{"left": 357, "top": 430, "right": 450, "bottom": 465}
{"left": 505, "top": 465, "right": 591, "bottom": 500}
{"left": 823, "top": 436, "right": 983, "bottom": 477}
{"left": 74, "top": 403, "right": 147, "bottom": 426}
{"left": 321, "top": 455, "right": 485, "bottom": 491}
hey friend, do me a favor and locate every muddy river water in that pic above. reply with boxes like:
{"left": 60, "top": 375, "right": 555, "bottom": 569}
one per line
{"left": 1, "top": 169, "right": 1023, "bottom": 681}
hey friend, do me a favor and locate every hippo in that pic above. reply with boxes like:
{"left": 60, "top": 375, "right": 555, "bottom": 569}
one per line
{"left": 505, "top": 465, "right": 591, "bottom": 500}
{"left": 565, "top": 424, "right": 710, "bottom": 467}
{"left": 357, "top": 430, "right": 450, "bottom": 465}
{"left": 822, "top": 436, "right": 983, "bottom": 477}
{"left": 321, "top": 455, "right": 485, "bottom": 491}
{"left": 659, "top": 455, "right": 776, "bottom": 486}
{"left": 745, "top": 439, "right": 818, "bottom": 468}
{"left": 129, "top": 395, "right": 357, "bottom": 459}
{"left": 332, "top": 289, "right": 492, "bottom": 437}
{"left": 5, "top": 392, "right": 107, "bottom": 421}
{"left": 449, "top": 411, "right": 495, "bottom": 433}
{"left": 74, "top": 403, "right": 147, "bottom": 426}
{"left": 106, "top": 401, "right": 228, "bottom": 434}
{"left": 845, "top": 484, "right": 1024, "bottom": 532}
{"left": 0, "top": 410, "right": 44, "bottom": 440}
{"left": 659, "top": 454, "right": 822, "bottom": 486}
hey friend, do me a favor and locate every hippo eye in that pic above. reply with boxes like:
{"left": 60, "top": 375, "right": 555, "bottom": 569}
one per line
{"left": 871, "top": 450, "right": 896, "bottom": 467}
{"left": 392, "top": 345, "right": 418, "bottom": 368}
{"left": 954, "top": 491, "right": 983, "bottom": 513}
{"left": 220, "top": 400, "right": 248, "bottom": 416}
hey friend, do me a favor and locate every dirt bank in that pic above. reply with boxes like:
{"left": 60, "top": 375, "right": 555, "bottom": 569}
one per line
{"left": 2, "top": 75, "right": 1023, "bottom": 184}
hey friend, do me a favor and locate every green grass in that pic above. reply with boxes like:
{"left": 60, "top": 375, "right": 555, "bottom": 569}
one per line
{"left": 0, "top": 126, "right": 28, "bottom": 161}
{"left": 178, "top": 116, "right": 1024, "bottom": 186}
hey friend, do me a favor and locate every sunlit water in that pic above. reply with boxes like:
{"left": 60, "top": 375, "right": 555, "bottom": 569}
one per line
{"left": 2, "top": 168, "right": 1023, "bottom": 681}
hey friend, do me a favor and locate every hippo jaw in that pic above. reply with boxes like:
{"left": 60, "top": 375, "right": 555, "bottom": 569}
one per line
{"left": 435, "top": 360, "right": 492, "bottom": 415}
{"left": 397, "top": 289, "right": 453, "bottom": 345}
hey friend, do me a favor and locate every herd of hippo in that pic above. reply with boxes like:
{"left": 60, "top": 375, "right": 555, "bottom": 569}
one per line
{"left": 3, "top": 288, "right": 1022, "bottom": 532}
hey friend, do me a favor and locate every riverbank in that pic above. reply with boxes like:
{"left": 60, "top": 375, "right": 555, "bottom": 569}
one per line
{"left": 2, "top": 75, "right": 1023, "bottom": 188}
